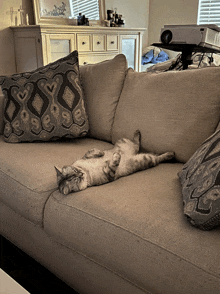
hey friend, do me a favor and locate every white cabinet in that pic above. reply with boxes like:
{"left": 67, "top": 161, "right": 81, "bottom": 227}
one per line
{"left": 11, "top": 25, "right": 145, "bottom": 72}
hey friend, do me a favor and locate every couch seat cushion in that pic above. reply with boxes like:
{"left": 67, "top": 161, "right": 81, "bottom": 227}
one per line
{"left": 44, "top": 163, "right": 220, "bottom": 294}
{"left": 0, "top": 136, "right": 113, "bottom": 225}
{"left": 112, "top": 67, "right": 220, "bottom": 163}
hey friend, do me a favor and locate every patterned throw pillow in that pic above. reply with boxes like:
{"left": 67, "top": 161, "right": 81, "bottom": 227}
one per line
{"left": 0, "top": 50, "right": 89, "bottom": 143}
{"left": 178, "top": 130, "right": 220, "bottom": 230}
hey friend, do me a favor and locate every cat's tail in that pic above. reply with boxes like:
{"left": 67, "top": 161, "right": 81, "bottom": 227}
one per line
{"left": 133, "top": 130, "right": 141, "bottom": 148}
{"left": 103, "top": 152, "right": 121, "bottom": 182}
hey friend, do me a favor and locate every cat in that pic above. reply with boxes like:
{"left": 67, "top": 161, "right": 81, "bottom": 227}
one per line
{"left": 55, "top": 130, "right": 175, "bottom": 195}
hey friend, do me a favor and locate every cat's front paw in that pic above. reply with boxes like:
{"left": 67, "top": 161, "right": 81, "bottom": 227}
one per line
{"left": 62, "top": 165, "right": 74, "bottom": 176}
{"left": 113, "top": 152, "right": 121, "bottom": 166}
{"left": 62, "top": 166, "right": 83, "bottom": 177}
{"left": 83, "top": 148, "right": 104, "bottom": 159}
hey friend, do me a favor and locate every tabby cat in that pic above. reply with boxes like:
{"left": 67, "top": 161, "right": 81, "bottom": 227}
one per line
{"left": 55, "top": 130, "right": 175, "bottom": 195}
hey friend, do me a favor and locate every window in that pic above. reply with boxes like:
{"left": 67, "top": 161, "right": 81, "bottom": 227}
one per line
{"left": 71, "top": 0, "right": 100, "bottom": 20}
{"left": 197, "top": 0, "right": 220, "bottom": 26}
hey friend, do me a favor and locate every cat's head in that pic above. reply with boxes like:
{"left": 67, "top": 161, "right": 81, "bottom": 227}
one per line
{"left": 55, "top": 166, "right": 87, "bottom": 195}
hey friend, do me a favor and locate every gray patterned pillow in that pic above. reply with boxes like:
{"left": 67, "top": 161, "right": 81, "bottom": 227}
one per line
{"left": 178, "top": 130, "right": 220, "bottom": 230}
{"left": 0, "top": 50, "right": 89, "bottom": 143}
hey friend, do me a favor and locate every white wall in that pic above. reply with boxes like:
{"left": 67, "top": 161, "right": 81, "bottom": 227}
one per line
{"left": 148, "top": 0, "right": 199, "bottom": 46}
{"left": 0, "top": 0, "right": 34, "bottom": 75}
{"left": 105, "top": 0, "right": 149, "bottom": 48}
{"left": 0, "top": 0, "right": 18, "bottom": 75}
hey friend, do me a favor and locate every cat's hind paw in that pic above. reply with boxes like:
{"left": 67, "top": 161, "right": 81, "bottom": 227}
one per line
{"left": 165, "top": 152, "right": 175, "bottom": 160}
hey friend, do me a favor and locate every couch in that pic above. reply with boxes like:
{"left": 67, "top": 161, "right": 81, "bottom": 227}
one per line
{"left": 0, "top": 52, "right": 220, "bottom": 294}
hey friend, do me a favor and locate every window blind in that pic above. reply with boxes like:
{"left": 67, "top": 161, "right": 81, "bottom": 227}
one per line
{"left": 71, "top": 0, "right": 100, "bottom": 20}
{"left": 197, "top": 0, "right": 220, "bottom": 26}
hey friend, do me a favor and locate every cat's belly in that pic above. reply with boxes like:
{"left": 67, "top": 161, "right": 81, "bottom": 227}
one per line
{"left": 74, "top": 156, "right": 112, "bottom": 186}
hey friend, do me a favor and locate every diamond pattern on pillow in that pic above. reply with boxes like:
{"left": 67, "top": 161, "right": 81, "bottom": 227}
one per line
{"left": 178, "top": 130, "right": 220, "bottom": 230}
{"left": 0, "top": 50, "right": 89, "bottom": 143}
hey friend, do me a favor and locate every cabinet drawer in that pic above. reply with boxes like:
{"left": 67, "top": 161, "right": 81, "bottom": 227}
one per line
{"left": 93, "top": 35, "right": 106, "bottom": 51}
{"left": 77, "top": 34, "right": 91, "bottom": 52}
{"left": 79, "top": 53, "right": 117, "bottom": 65}
{"left": 107, "top": 35, "right": 118, "bottom": 50}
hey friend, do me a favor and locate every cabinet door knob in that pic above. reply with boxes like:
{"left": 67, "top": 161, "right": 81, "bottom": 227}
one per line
{"left": 111, "top": 41, "right": 115, "bottom": 44}
{"left": 97, "top": 41, "right": 101, "bottom": 44}
{"left": 83, "top": 61, "right": 88, "bottom": 65}
{"left": 82, "top": 41, "right": 86, "bottom": 45}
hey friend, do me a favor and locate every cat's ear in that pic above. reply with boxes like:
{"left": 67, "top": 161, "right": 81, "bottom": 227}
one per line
{"left": 54, "top": 166, "right": 64, "bottom": 182}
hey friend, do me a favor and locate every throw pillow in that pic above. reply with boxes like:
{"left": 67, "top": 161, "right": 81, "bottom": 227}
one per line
{"left": 79, "top": 54, "right": 127, "bottom": 142}
{"left": 0, "top": 50, "right": 89, "bottom": 143}
{"left": 178, "top": 130, "right": 220, "bottom": 230}
{"left": 0, "top": 89, "right": 5, "bottom": 135}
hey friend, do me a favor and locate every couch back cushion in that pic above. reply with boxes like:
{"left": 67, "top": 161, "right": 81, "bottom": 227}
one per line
{"left": 112, "top": 67, "right": 220, "bottom": 163}
{"left": 79, "top": 54, "right": 127, "bottom": 142}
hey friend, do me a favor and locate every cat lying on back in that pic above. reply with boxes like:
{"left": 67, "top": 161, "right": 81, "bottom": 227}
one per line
{"left": 55, "top": 130, "right": 175, "bottom": 195}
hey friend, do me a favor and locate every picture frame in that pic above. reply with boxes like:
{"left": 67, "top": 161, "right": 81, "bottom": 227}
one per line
{"left": 32, "top": 0, "right": 106, "bottom": 26}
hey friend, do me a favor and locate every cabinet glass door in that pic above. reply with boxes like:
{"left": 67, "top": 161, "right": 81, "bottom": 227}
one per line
{"left": 121, "top": 35, "right": 138, "bottom": 70}
{"left": 46, "top": 34, "right": 75, "bottom": 64}
{"left": 50, "top": 39, "right": 70, "bottom": 62}
{"left": 121, "top": 38, "right": 135, "bottom": 69}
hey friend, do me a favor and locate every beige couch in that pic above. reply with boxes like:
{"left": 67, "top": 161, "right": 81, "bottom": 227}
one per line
{"left": 0, "top": 54, "right": 220, "bottom": 294}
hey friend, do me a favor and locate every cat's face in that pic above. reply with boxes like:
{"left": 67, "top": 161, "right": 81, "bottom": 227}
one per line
{"left": 55, "top": 166, "right": 87, "bottom": 195}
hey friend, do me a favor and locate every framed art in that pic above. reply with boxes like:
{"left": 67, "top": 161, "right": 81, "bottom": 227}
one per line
{"left": 32, "top": 0, "right": 105, "bottom": 25}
